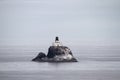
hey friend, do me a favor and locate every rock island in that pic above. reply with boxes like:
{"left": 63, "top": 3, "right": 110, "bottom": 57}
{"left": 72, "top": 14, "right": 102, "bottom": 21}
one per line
{"left": 32, "top": 37, "right": 77, "bottom": 62}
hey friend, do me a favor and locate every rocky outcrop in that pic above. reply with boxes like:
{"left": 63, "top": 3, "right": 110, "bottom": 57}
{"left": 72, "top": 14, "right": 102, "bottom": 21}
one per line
{"left": 32, "top": 46, "right": 77, "bottom": 62}
{"left": 32, "top": 52, "right": 46, "bottom": 61}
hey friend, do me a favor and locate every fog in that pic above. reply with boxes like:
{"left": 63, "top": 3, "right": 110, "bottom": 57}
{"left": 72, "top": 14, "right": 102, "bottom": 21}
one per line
{"left": 0, "top": 0, "right": 120, "bottom": 46}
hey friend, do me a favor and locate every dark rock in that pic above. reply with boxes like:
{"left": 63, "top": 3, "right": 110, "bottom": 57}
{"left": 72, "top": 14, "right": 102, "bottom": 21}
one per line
{"left": 32, "top": 52, "right": 46, "bottom": 61}
{"left": 47, "top": 46, "right": 73, "bottom": 58}
{"left": 32, "top": 46, "right": 78, "bottom": 62}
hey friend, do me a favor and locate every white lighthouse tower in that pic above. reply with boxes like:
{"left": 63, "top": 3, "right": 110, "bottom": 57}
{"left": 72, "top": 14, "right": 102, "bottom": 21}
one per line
{"left": 52, "top": 37, "right": 62, "bottom": 46}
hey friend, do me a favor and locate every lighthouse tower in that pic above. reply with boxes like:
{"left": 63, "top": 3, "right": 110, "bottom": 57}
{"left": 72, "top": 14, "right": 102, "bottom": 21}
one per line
{"left": 52, "top": 37, "right": 62, "bottom": 46}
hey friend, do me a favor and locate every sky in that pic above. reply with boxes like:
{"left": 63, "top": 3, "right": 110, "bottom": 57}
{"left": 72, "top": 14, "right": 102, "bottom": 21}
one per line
{"left": 0, "top": 0, "right": 120, "bottom": 46}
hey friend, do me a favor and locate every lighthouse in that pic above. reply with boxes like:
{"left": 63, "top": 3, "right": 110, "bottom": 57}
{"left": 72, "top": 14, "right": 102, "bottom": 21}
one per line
{"left": 52, "top": 37, "right": 62, "bottom": 46}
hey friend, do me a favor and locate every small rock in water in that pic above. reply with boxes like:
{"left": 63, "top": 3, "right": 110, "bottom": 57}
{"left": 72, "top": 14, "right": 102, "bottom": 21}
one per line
{"left": 32, "top": 37, "right": 78, "bottom": 62}
{"left": 32, "top": 52, "right": 46, "bottom": 61}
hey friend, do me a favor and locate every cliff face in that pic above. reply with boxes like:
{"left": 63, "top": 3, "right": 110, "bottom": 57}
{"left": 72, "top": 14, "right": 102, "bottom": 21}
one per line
{"left": 47, "top": 46, "right": 73, "bottom": 58}
{"left": 32, "top": 46, "right": 77, "bottom": 62}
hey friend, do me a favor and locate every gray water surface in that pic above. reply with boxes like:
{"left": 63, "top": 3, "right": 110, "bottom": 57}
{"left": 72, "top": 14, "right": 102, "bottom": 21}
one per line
{"left": 0, "top": 45, "right": 120, "bottom": 80}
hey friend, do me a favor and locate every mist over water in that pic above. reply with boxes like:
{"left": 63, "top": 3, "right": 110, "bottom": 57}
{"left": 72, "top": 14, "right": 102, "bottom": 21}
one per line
{"left": 0, "top": 45, "right": 120, "bottom": 80}
{"left": 0, "top": 0, "right": 120, "bottom": 80}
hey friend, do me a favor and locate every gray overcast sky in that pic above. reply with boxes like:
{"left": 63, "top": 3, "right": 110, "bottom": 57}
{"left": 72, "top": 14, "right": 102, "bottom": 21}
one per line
{"left": 0, "top": 0, "right": 120, "bottom": 46}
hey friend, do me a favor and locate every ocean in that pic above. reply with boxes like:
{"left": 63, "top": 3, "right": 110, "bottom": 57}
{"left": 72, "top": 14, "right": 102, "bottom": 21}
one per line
{"left": 0, "top": 45, "right": 120, "bottom": 80}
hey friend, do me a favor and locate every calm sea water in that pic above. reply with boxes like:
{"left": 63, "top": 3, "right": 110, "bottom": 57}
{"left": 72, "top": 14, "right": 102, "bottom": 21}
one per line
{"left": 0, "top": 45, "right": 120, "bottom": 80}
